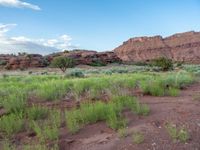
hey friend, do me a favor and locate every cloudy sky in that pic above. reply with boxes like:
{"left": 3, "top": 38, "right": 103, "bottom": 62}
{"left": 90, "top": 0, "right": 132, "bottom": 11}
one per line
{"left": 0, "top": 0, "right": 200, "bottom": 55}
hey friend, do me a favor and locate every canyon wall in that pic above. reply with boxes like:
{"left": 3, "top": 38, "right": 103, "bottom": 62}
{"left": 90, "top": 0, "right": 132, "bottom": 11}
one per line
{"left": 114, "top": 31, "right": 200, "bottom": 63}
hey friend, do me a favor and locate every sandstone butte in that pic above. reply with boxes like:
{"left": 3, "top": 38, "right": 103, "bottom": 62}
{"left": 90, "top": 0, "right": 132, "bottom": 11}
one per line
{"left": 114, "top": 31, "right": 200, "bottom": 64}
{"left": 0, "top": 31, "right": 200, "bottom": 69}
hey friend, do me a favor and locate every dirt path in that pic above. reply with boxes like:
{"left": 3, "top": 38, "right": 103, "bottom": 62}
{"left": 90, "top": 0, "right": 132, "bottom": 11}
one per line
{"left": 61, "top": 83, "right": 200, "bottom": 150}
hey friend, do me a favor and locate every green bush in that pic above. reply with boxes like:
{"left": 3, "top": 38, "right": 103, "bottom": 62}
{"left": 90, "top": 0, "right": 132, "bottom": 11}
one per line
{"left": 0, "top": 60, "right": 7, "bottom": 66}
{"left": 66, "top": 69, "right": 85, "bottom": 78}
{"left": 151, "top": 57, "right": 173, "bottom": 71}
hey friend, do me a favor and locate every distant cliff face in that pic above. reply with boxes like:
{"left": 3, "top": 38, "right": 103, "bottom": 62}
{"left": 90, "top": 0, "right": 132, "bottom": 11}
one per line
{"left": 114, "top": 31, "right": 200, "bottom": 63}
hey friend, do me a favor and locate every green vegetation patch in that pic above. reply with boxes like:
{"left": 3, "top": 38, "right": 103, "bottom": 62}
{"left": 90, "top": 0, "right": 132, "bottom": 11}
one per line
{"left": 65, "top": 96, "right": 149, "bottom": 133}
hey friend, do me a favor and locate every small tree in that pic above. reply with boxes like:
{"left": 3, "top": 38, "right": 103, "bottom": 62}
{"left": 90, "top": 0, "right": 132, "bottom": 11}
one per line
{"left": 151, "top": 57, "right": 173, "bottom": 71}
{"left": 51, "top": 56, "right": 75, "bottom": 72}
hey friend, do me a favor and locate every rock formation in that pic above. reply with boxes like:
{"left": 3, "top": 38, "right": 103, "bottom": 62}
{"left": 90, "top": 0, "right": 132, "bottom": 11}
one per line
{"left": 114, "top": 31, "right": 200, "bottom": 63}
{"left": 0, "top": 54, "right": 47, "bottom": 69}
{"left": 46, "top": 50, "right": 121, "bottom": 65}
{"left": 0, "top": 50, "right": 121, "bottom": 69}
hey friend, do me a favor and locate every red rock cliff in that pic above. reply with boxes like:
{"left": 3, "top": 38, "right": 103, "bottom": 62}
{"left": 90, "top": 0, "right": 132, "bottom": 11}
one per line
{"left": 114, "top": 31, "right": 200, "bottom": 63}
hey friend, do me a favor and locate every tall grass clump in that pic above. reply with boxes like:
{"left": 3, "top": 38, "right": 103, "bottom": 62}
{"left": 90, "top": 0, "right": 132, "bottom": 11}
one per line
{"left": 66, "top": 96, "right": 149, "bottom": 133}
{"left": 2, "top": 92, "right": 27, "bottom": 113}
{"left": 35, "top": 80, "right": 71, "bottom": 101}
{"left": 26, "top": 105, "right": 49, "bottom": 120}
{"left": 31, "top": 121, "right": 59, "bottom": 142}
{"left": 0, "top": 113, "right": 24, "bottom": 137}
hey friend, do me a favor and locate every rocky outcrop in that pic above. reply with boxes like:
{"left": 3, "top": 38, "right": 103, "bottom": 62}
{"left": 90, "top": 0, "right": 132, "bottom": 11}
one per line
{"left": 114, "top": 31, "right": 200, "bottom": 63}
{"left": 0, "top": 50, "right": 121, "bottom": 69}
{"left": 47, "top": 50, "right": 121, "bottom": 65}
{"left": 0, "top": 54, "right": 47, "bottom": 69}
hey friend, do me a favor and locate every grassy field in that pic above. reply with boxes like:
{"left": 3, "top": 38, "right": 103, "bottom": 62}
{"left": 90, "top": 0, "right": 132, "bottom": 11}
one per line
{"left": 0, "top": 64, "right": 199, "bottom": 149}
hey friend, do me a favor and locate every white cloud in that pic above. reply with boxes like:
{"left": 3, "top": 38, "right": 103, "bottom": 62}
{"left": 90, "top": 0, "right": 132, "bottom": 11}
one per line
{"left": 0, "top": 24, "right": 16, "bottom": 36}
{"left": 0, "top": 24, "right": 78, "bottom": 55}
{"left": 0, "top": 0, "right": 41, "bottom": 10}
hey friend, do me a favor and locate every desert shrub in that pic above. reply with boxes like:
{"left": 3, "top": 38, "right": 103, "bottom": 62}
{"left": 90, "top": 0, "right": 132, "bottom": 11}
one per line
{"left": 89, "top": 60, "right": 107, "bottom": 67}
{"left": 151, "top": 57, "right": 173, "bottom": 71}
{"left": 176, "top": 61, "right": 183, "bottom": 67}
{"left": 65, "top": 69, "right": 85, "bottom": 78}
{"left": 0, "top": 60, "right": 7, "bottom": 66}
{"left": 165, "top": 123, "right": 189, "bottom": 143}
{"left": 118, "top": 128, "right": 128, "bottom": 138}
{"left": 132, "top": 132, "right": 144, "bottom": 144}
{"left": 0, "top": 113, "right": 24, "bottom": 137}
{"left": 51, "top": 56, "right": 75, "bottom": 72}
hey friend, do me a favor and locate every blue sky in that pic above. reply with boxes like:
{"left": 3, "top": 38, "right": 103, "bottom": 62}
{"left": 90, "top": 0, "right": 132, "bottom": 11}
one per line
{"left": 0, "top": 0, "right": 200, "bottom": 54}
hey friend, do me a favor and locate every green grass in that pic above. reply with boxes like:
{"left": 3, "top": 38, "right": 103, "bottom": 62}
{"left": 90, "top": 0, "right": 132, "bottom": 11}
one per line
{"left": 31, "top": 121, "right": 59, "bottom": 142}
{"left": 0, "top": 113, "right": 24, "bottom": 137}
{"left": 26, "top": 105, "right": 49, "bottom": 120}
{"left": 2, "top": 92, "right": 26, "bottom": 113}
{"left": 66, "top": 96, "right": 149, "bottom": 133}
{"left": 35, "top": 80, "right": 71, "bottom": 101}
{"left": 1, "top": 139, "right": 16, "bottom": 150}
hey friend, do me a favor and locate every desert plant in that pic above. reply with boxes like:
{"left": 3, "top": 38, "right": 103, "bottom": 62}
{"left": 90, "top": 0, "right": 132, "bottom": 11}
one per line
{"left": 1, "top": 139, "right": 16, "bottom": 150}
{"left": 89, "top": 60, "right": 107, "bottom": 67}
{"left": 32, "top": 121, "right": 59, "bottom": 142}
{"left": 168, "top": 87, "right": 180, "bottom": 97}
{"left": 65, "top": 69, "right": 85, "bottom": 78}
{"left": 151, "top": 57, "right": 173, "bottom": 71}
{"left": 51, "top": 56, "right": 75, "bottom": 72}
{"left": 178, "top": 128, "right": 189, "bottom": 143}
{"left": 35, "top": 80, "right": 71, "bottom": 101}
{"left": 66, "top": 96, "right": 149, "bottom": 133}
{"left": 2, "top": 92, "right": 26, "bottom": 113}
{"left": 27, "top": 105, "right": 49, "bottom": 120}
{"left": 165, "top": 123, "right": 189, "bottom": 143}
{"left": 118, "top": 128, "right": 128, "bottom": 138}
{"left": 132, "top": 132, "right": 144, "bottom": 144}
{"left": 0, "top": 60, "right": 7, "bottom": 66}
{"left": 0, "top": 113, "right": 24, "bottom": 137}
